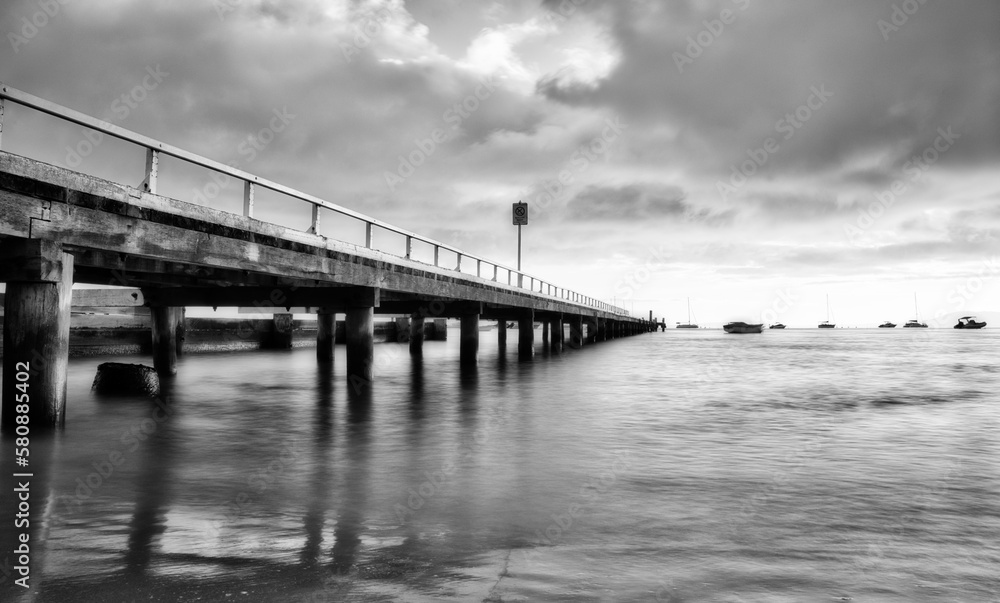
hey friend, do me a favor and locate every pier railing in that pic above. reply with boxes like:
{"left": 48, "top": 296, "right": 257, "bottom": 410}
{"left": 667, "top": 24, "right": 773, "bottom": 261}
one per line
{"left": 0, "top": 83, "right": 630, "bottom": 316}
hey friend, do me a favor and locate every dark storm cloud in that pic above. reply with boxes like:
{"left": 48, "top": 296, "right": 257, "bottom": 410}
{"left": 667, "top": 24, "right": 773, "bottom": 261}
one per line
{"left": 562, "top": 183, "right": 736, "bottom": 225}
{"left": 744, "top": 191, "right": 859, "bottom": 222}
{"left": 536, "top": 0, "right": 1000, "bottom": 179}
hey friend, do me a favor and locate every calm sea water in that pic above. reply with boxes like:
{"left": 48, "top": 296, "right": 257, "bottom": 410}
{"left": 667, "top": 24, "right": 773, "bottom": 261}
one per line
{"left": 2, "top": 328, "right": 999, "bottom": 602}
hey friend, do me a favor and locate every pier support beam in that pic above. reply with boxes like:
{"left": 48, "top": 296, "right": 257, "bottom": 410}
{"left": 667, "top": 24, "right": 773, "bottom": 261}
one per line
{"left": 542, "top": 321, "right": 549, "bottom": 348}
{"left": 346, "top": 306, "right": 374, "bottom": 393}
{"left": 317, "top": 310, "right": 335, "bottom": 362}
{"left": 585, "top": 317, "right": 598, "bottom": 344}
{"left": 551, "top": 316, "right": 564, "bottom": 353}
{"left": 569, "top": 315, "right": 584, "bottom": 349}
{"left": 460, "top": 313, "right": 479, "bottom": 366}
{"left": 345, "top": 286, "right": 378, "bottom": 393}
{"left": 409, "top": 313, "right": 425, "bottom": 355}
{"left": 173, "top": 308, "right": 186, "bottom": 357}
{"left": 597, "top": 318, "right": 607, "bottom": 342}
{"left": 269, "top": 312, "right": 294, "bottom": 349}
{"left": 151, "top": 306, "right": 182, "bottom": 376}
{"left": 394, "top": 316, "right": 410, "bottom": 344}
{"left": 1, "top": 240, "right": 73, "bottom": 431}
{"left": 497, "top": 319, "right": 507, "bottom": 347}
{"left": 518, "top": 311, "right": 534, "bottom": 359}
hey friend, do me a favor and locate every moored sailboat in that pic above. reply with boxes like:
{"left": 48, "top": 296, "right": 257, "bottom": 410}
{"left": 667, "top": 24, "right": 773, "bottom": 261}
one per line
{"left": 676, "top": 297, "right": 699, "bottom": 328}
{"left": 818, "top": 294, "right": 835, "bottom": 328}
{"left": 903, "top": 293, "right": 927, "bottom": 327}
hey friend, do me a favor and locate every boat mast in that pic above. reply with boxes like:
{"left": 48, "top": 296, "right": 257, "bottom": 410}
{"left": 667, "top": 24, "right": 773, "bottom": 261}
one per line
{"left": 826, "top": 294, "right": 830, "bottom": 322}
{"left": 687, "top": 297, "right": 691, "bottom": 325}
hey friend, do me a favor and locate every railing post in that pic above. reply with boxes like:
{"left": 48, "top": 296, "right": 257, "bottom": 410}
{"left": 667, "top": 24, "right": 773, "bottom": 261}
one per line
{"left": 476, "top": 259, "right": 481, "bottom": 278}
{"left": 405, "top": 236, "right": 412, "bottom": 260}
{"left": 243, "top": 181, "right": 255, "bottom": 218}
{"left": 0, "top": 96, "right": 5, "bottom": 150}
{"left": 433, "top": 246, "right": 440, "bottom": 267}
{"left": 492, "top": 264, "right": 498, "bottom": 281}
{"left": 365, "top": 222, "right": 373, "bottom": 248}
{"left": 456, "top": 254, "right": 462, "bottom": 271}
{"left": 142, "top": 148, "right": 159, "bottom": 193}
{"left": 310, "top": 204, "right": 321, "bottom": 236}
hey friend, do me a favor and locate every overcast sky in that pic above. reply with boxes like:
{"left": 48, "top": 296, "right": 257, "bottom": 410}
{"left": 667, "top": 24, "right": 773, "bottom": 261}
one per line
{"left": 1, "top": 0, "right": 998, "bottom": 326}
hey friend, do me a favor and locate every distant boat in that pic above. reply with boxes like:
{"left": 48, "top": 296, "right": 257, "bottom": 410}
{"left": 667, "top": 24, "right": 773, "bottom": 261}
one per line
{"left": 904, "top": 293, "right": 927, "bottom": 327}
{"left": 723, "top": 321, "right": 764, "bottom": 334}
{"left": 954, "top": 316, "right": 987, "bottom": 329}
{"left": 676, "top": 297, "right": 698, "bottom": 328}
{"left": 818, "top": 294, "right": 835, "bottom": 328}
{"left": 878, "top": 321, "right": 896, "bottom": 328}
{"left": 769, "top": 323, "right": 786, "bottom": 329}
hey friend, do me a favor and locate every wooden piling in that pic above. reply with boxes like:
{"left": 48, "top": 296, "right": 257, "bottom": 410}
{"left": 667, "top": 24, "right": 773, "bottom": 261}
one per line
{"left": 346, "top": 306, "right": 374, "bottom": 393}
{"left": 569, "top": 315, "right": 584, "bottom": 348}
{"left": 409, "top": 313, "right": 425, "bottom": 355}
{"left": 1, "top": 240, "right": 73, "bottom": 431}
{"left": 551, "top": 316, "right": 563, "bottom": 353}
{"left": 518, "top": 312, "right": 534, "bottom": 358}
{"left": 269, "top": 312, "right": 294, "bottom": 349}
{"left": 317, "top": 310, "right": 335, "bottom": 362}
{"left": 151, "top": 306, "right": 181, "bottom": 376}
{"left": 460, "top": 314, "right": 479, "bottom": 366}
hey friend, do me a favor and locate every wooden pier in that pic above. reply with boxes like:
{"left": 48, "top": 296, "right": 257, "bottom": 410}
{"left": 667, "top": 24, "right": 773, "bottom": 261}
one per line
{"left": 0, "top": 84, "right": 655, "bottom": 430}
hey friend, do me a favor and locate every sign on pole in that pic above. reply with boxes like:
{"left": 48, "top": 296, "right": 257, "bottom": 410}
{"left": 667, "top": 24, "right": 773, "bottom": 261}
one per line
{"left": 512, "top": 202, "right": 528, "bottom": 225}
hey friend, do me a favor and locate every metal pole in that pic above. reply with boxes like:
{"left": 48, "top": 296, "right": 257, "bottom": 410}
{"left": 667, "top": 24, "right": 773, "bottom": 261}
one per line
{"left": 517, "top": 224, "right": 521, "bottom": 271}
{"left": 517, "top": 223, "right": 522, "bottom": 287}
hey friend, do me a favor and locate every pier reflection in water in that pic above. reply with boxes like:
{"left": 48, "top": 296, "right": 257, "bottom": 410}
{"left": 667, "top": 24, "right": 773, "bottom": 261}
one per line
{"left": 1, "top": 329, "right": 1000, "bottom": 602}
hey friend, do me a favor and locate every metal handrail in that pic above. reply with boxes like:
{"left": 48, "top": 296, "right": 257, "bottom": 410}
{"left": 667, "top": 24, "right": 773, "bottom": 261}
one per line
{"left": 0, "top": 83, "right": 632, "bottom": 317}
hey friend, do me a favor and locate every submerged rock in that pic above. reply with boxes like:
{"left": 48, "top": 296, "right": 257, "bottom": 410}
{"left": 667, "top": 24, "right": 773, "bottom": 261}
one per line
{"left": 92, "top": 362, "right": 160, "bottom": 397}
